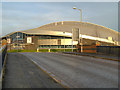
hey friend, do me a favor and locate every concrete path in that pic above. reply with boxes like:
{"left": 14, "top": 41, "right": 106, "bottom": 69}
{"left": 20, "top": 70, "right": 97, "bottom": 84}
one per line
{"left": 22, "top": 52, "right": 119, "bottom": 88}
{"left": 2, "top": 53, "right": 63, "bottom": 88}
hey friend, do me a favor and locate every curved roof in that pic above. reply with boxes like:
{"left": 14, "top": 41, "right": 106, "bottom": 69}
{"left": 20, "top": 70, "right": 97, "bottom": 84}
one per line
{"left": 22, "top": 21, "right": 119, "bottom": 42}
{"left": 5, "top": 21, "right": 119, "bottom": 45}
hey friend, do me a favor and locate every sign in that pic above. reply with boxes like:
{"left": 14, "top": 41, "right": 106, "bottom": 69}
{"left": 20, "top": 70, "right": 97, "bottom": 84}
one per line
{"left": 27, "top": 37, "right": 32, "bottom": 43}
{"left": 96, "top": 41, "right": 100, "bottom": 46}
{"left": 16, "top": 36, "right": 20, "bottom": 38}
{"left": 7, "top": 38, "right": 11, "bottom": 44}
{"left": 72, "top": 28, "right": 80, "bottom": 41}
{"left": 108, "top": 37, "right": 112, "bottom": 41}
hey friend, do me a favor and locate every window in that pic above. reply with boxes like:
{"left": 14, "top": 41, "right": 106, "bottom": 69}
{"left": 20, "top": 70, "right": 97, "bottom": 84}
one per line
{"left": 38, "top": 35, "right": 71, "bottom": 39}
{"left": 39, "top": 45, "right": 76, "bottom": 49}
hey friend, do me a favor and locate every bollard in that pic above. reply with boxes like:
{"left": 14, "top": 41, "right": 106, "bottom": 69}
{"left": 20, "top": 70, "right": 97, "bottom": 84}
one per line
{"left": 37, "top": 48, "right": 39, "bottom": 52}
{"left": 48, "top": 49, "right": 50, "bottom": 52}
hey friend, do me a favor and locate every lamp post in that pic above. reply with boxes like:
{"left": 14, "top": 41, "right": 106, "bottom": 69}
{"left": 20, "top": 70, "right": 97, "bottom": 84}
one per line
{"left": 22, "top": 32, "right": 24, "bottom": 49}
{"left": 73, "top": 7, "right": 83, "bottom": 53}
{"left": 17, "top": 31, "right": 18, "bottom": 52}
{"left": 73, "top": 7, "right": 82, "bottom": 22}
{"left": 63, "top": 32, "right": 65, "bottom": 52}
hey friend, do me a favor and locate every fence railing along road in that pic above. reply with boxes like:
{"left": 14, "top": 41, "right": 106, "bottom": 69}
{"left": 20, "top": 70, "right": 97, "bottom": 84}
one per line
{"left": 0, "top": 45, "right": 7, "bottom": 89}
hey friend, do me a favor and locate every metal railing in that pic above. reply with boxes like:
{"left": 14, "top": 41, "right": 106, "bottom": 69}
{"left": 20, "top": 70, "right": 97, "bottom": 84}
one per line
{"left": 0, "top": 45, "right": 7, "bottom": 89}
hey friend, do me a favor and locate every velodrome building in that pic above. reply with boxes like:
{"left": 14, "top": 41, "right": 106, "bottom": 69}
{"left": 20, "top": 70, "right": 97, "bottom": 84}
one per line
{"left": 5, "top": 21, "right": 120, "bottom": 50}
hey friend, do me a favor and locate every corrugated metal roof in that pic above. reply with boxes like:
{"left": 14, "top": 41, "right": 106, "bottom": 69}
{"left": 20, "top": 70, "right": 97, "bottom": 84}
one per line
{"left": 22, "top": 21, "right": 119, "bottom": 41}
{"left": 4, "top": 21, "right": 120, "bottom": 45}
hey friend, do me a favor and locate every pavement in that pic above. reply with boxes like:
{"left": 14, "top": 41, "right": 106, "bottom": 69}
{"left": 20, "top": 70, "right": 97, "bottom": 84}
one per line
{"left": 0, "top": 54, "right": 2, "bottom": 90}
{"left": 22, "top": 52, "right": 119, "bottom": 88}
{"left": 0, "top": 54, "right": 2, "bottom": 74}
{"left": 62, "top": 52, "right": 120, "bottom": 61}
{"left": 2, "top": 53, "right": 63, "bottom": 88}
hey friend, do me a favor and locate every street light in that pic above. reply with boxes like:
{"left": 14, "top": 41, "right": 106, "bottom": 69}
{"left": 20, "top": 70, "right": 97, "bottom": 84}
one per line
{"left": 73, "top": 7, "right": 82, "bottom": 22}
{"left": 73, "top": 7, "right": 83, "bottom": 53}
{"left": 63, "top": 32, "right": 65, "bottom": 52}
{"left": 16, "top": 31, "right": 19, "bottom": 52}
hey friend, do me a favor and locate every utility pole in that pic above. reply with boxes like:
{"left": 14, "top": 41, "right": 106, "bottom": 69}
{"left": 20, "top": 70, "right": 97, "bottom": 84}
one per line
{"left": 73, "top": 7, "right": 83, "bottom": 53}
{"left": 72, "top": 29, "right": 73, "bottom": 52}
{"left": 17, "top": 32, "right": 18, "bottom": 52}
{"left": 63, "top": 32, "right": 65, "bottom": 52}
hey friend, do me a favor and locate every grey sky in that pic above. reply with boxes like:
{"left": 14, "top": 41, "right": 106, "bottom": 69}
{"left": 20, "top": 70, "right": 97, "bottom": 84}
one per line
{"left": 1, "top": 2, "right": 118, "bottom": 37}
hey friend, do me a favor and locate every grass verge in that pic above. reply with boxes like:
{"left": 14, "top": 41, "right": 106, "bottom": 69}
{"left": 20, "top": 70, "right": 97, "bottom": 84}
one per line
{"left": 8, "top": 49, "right": 36, "bottom": 53}
{"left": 8, "top": 49, "right": 77, "bottom": 53}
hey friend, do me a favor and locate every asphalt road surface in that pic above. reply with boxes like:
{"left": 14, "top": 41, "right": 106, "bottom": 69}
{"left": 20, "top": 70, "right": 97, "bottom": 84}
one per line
{"left": 22, "top": 52, "right": 118, "bottom": 88}
{"left": 3, "top": 53, "right": 63, "bottom": 88}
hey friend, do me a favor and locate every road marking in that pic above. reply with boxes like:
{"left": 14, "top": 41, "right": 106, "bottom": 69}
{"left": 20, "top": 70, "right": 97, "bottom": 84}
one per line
{"left": 26, "top": 55, "right": 70, "bottom": 89}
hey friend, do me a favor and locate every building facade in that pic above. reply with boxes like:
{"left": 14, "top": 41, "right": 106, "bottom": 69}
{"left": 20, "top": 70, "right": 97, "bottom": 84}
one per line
{"left": 5, "top": 21, "right": 120, "bottom": 50}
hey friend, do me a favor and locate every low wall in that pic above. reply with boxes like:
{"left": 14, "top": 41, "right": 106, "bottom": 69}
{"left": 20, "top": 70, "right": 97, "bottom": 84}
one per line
{"left": 96, "top": 46, "right": 120, "bottom": 57}
{"left": 77, "top": 45, "right": 120, "bottom": 57}
{"left": 77, "top": 45, "right": 96, "bottom": 53}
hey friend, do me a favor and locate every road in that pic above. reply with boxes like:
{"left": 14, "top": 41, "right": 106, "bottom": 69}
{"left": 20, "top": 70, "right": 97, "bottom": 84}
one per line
{"left": 3, "top": 53, "right": 63, "bottom": 88}
{"left": 21, "top": 52, "right": 118, "bottom": 88}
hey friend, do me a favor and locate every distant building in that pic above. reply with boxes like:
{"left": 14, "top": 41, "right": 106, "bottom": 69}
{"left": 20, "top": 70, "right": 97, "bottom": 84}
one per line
{"left": 4, "top": 21, "right": 120, "bottom": 50}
